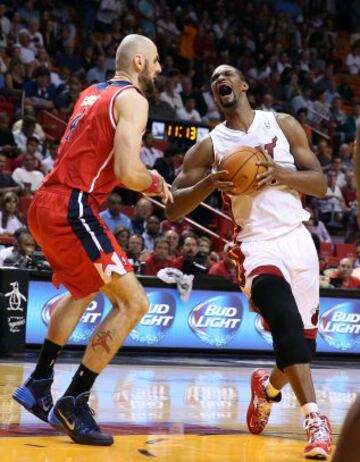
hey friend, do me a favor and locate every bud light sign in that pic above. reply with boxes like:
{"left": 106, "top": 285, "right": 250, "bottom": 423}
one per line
{"left": 41, "top": 293, "right": 105, "bottom": 344}
{"left": 319, "top": 301, "right": 360, "bottom": 351}
{"left": 188, "top": 295, "right": 243, "bottom": 346}
{"left": 130, "top": 291, "right": 176, "bottom": 345}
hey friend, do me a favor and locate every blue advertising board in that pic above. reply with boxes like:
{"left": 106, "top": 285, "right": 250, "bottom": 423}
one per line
{"left": 26, "top": 279, "right": 360, "bottom": 354}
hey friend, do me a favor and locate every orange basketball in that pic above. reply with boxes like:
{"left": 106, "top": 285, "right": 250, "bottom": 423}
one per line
{"left": 219, "top": 146, "right": 268, "bottom": 195}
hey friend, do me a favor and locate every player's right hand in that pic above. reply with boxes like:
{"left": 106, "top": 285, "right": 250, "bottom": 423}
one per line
{"left": 208, "top": 170, "right": 236, "bottom": 193}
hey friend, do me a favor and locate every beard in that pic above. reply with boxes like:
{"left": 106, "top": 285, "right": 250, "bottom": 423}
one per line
{"left": 138, "top": 60, "right": 155, "bottom": 97}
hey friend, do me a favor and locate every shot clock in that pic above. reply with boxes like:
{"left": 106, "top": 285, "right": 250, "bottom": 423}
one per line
{"left": 149, "top": 119, "right": 210, "bottom": 147}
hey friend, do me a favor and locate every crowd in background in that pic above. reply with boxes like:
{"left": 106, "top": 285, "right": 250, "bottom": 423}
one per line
{"left": 0, "top": 0, "right": 359, "bottom": 288}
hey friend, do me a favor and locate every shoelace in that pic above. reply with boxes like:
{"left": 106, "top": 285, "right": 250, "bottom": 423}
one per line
{"left": 255, "top": 395, "right": 272, "bottom": 424}
{"left": 304, "top": 416, "right": 330, "bottom": 443}
{"left": 76, "top": 403, "right": 100, "bottom": 432}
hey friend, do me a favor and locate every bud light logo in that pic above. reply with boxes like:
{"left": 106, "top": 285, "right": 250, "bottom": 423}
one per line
{"left": 188, "top": 295, "right": 243, "bottom": 346}
{"left": 130, "top": 291, "right": 176, "bottom": 345}
{"left": 254, "top": 315, "right": 273, "bottom": 345}
{"left": 42, "top": 293, "right": 105, "bottom": 344}
{"left": 319, "top": 301, "right": 360, "bottom": 351}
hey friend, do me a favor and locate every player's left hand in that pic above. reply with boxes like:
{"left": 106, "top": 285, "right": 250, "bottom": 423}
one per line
{"left": 255, "top": 150, "right": 285, "bottom": 189}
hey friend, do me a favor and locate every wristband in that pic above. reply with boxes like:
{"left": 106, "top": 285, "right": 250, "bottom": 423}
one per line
{"left": 142, "top": 170, "right": 162, "bottom": 194}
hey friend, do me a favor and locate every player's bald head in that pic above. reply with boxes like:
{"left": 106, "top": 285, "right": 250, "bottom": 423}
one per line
{"left": 115, "top": 34, "right": 157, "bottom": 72}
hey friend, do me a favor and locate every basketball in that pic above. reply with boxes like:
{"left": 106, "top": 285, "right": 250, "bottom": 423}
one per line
{"left": 219, "top": 146, "right": 268, "bottom": 195}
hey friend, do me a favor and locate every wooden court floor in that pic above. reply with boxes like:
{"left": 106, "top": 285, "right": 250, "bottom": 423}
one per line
{"left": 0, "top": 359, "right": 358, "bottom": 461}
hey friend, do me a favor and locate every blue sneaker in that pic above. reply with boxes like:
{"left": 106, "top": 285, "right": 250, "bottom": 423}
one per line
{"left": 48, "top": 392, "right": 113, "bottom": 446}
{"left": 12, "top": 375, "right": 54, "bottom": 423}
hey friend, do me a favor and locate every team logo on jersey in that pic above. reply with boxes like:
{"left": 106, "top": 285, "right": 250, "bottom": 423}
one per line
{"left": 254, "top": 314, "right": 273, "bottom": 345}
{"left": 130, "top": 291, "right": 176, "bottom": 345}
{"left": 319, "top": 301, "right": 360, "bottom": 351}
{"left": 81, "top": 95, "right": 100, "bottom": 106}
{"left": 188, "top": 295, "right": 243, "bottom": 346}
{"left": 41, "top": 293, "right": 105, "bottom": 343}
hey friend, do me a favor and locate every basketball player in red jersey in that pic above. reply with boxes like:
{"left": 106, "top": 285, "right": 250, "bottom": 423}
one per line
{"left": 166, "top": 65, "right": 332, "bottom": 459}
{"left": 13, "top": 34, "right": 172, "bottom": 446}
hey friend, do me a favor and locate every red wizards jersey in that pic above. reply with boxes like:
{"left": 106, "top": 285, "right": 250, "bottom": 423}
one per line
{"left": 44, "top": 80, "right": 139, "bottom": 205}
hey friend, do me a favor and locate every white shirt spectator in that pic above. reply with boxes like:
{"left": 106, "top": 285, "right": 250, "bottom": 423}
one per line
{"left": 0, "top": 212, "right": 23, "bottom": 234}
{"left": 345, "top": 51, "right": 360, "bottom": 75}
{"left": 176, "top": 106, "right": 201, "bottom": 122}
{"left": 160, "top": 91, "right": 184, "bottom": 112}
{"left": 12, "top": 168, "right": 44, "bottom": 193}
{"left": 318, "top": 186, "right": 345, "bottom": 213}
{"left": 0, "top": 246, "right": 14, "bottom": 266}
{"left": 41, "top": 155, "right": 54, "bottom": 174}
{"left": 140, "top": 145, "right": 163, "bottom": 168}
{"left": 96, "top": 0, "right": 125, "bottom": 26}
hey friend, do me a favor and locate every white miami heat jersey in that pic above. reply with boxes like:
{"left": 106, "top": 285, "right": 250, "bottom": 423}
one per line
{"left": 209, "top": 110, "right": 310, "bottom": 242}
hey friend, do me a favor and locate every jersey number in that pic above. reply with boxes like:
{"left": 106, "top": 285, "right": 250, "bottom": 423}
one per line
{"left": 65, "top": 109, "right": 86, "bottom": 142}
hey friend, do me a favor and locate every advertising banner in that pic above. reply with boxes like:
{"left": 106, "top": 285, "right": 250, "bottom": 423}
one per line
{"left": 25, "top": 280, "right": 360, "bottom": 354}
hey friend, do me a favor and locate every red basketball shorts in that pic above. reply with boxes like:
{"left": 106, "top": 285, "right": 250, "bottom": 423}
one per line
{"left": 28, "top": 186, "right": 133, "bottom": 299}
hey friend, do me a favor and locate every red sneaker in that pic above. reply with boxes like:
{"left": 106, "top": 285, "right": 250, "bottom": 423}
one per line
{"left": 246, "top": 368, "right": 281, "bottom": 435}
{"left": 303, "top": 412, "right": 332, "bottom": 460}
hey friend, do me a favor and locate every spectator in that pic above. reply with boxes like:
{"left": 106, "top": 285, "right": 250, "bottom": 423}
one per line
{"left": 5, "top": 59, "right": 25, "bottom": 94}
{"left": 99, "top": 192, "right": 133, "bottom": 233}
{"left": 341, "top": 170, "right": 357, "bottom": 208}
{"left": 161, "top": 216, "right": 193, "bottom": 235}
{"left": 12, "top": 135, "right": 42, "bottom": 170}
{"left": 41, "top": 139, "right": 59, "bottom": 174}
{"left": 296, "top": 108, "right": 312, "bottom": 143}
{"left": 2, "top": 230, "right": 38, "bottom": 268}
{"left": 305, "top": 207, "right": 332, "bottom": 244}
{"left": 317, "top": 169, "right": 347, "bottom": 226}
{"left": 24, "top": 66, "right": 56, "bottom": 110}
{"left": 208, "top": 244, "right": 236, "bottom": 281}
{"left": 95, "top": 0, "right": 126, "bottom": 33}
{"left": 337, "top": 75, "right": 354, "bottom": 104}
{"left": 329, "top": 258, "right": 360, "bottom": 289}
{"left": 331, "top": 97, "right": 348, "bottom": 147}
{"left": 140, "top": 132, "right": 163, "bottom": 168}
{"left": 164, "top": 229, "right": 180, "bottom": 259}
{"left": 160, "top": 78, "right": 184, "bottom": 113}
{"left": 0, "top": 113, "right": 17, "bottom": 156}
{"left": 137, "top": 0, "right": 156, "bottom": 37}
{"left": 339, "top": 143, "right": 353, "bottom": 171}
{"left": 131, "top": 197, "right": 153, "bottom": 235}
{"left": 86, "top": 55, "right": 107, "bottom": 84}
{"left": 0, "top": 192, "right": 24, "bottom": 235}
{"left": 12, "top": 153, "right": 44, "bottom": 196}
{"left": 56, "top": 40, "right": 83, "bottom": 73}
{"left": 291, "top": 86, "right": 314, "bottom": 115}
{"left": 172, "top": 235, "right": 207, "bottom": 275}
{"left": 0, "top": 154, "right": 21, "bottom": 195}
{"left": 55, "top": 76, "right": 82, "bottom": 116}
{"left": 149, "top": 88, "right": 176, "bottom": 120}
{"left": 153, "top": 145, "right": 183, "bottom": 185}
{"left": 176, "top": 97, "right": 201, "bottom": 122}
{"left": 316, "top": 140, "right": 333, "bottom": 171}
{"left": 345, "top": 42, "right": 360, "bottom": 75}
{"left": 12, "top": 106, "right": 46, "bottom": 144}
{"left": 312, "top": 89, "right": 331, "bottom": 125}
{"left": 17, "top": 29, "right": 35, "bottom": 65}
{"left": 260, "top": 93, "right": 276, "bottom": 113}
{"left": 0, "top": 3, "right": 11, "bottom": 39}
{"left": 127, "top": 233, "right": 148, "bottom": 273}
{"left": 142, "top": 215, "right": 162, "bottom": 251}
{"left": 113, "top": 225, "right": 130, "bottom": 252}
{"left": 354, "top": 246, "right": 360, "bottom": 269}
{"left": 144, "top": 237, "right": 173, "bottom": 276}
{"left": 332, "top": 157, "right": 346, "bottom": 188}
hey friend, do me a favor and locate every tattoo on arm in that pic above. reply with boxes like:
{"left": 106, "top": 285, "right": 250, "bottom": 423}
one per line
{"left": 91, "top": 330, "right": 113, "bottom": 354}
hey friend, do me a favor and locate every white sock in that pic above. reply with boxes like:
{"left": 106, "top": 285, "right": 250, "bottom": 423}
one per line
{"left": 302, "top": 402, "right": 319, "bottom": 417}
{"left": 264, "top": 378, "right": 281, "bottom": 398}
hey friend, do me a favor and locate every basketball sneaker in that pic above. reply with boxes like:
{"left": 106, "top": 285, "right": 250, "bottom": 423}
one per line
{"left": 48, "top": 391, "right": 113, "bottom": 446}
{"left": 12, "top": 375, "right": 53, "bottom": 423}
{"left": 246, "top": 368, "right": 281, "bottom": 434}
{"left": 303, "top": 412, "right": 332, "bottom": 460}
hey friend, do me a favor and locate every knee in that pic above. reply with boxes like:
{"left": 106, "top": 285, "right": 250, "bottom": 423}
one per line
{"left": 123, "top": 292, "right": 149, "bottom": 321}
{"left": 251, "top": 274, "right": 312, "bottom": 369}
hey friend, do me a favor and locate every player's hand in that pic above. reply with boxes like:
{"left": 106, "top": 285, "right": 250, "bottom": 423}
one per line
{"left": 255, "top": 150, "right": 285, "bottom": 188}
{"left": 208, "top": 169, "right": 236, "bottom": 194}
{"left": 159, "top": 177, "right": 174, "bottom": 204}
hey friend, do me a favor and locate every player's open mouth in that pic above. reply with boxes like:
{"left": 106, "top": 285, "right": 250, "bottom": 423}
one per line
{"left": 218, "top": 84, "right": 233, "bottom": 96}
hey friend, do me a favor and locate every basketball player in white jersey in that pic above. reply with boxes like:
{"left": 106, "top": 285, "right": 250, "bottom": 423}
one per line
{"left": 166, "top": 65, "right": 332, "bottom": 460}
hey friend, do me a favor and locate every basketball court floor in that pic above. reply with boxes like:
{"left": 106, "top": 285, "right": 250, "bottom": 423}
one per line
{"left": 0, "top": 355, "right": 358, "bottom": 461}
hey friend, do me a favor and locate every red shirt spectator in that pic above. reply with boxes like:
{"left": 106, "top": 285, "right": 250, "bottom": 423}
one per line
{"left": 330, "top": 258, "right": 360, "bottom": 289}
{"left": 208, "top": 257, "right": 236, "bottom": 282}
{"left": 144, "top": 237, "right": 174, "bottom": 276}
